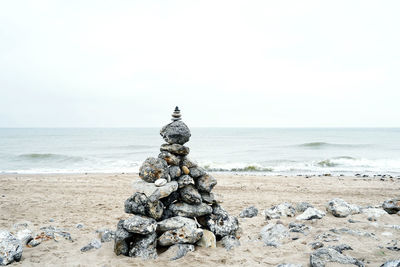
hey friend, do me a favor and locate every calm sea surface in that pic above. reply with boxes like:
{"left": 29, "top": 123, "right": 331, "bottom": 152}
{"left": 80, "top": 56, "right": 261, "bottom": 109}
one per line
{"left": 0, "top": 128, "right": 399, "bottom": 175}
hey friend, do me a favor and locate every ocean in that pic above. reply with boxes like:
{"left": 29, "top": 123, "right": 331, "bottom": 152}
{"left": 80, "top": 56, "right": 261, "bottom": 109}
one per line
{"left": 0, "top": 128, "right": 399, "bottom": 176}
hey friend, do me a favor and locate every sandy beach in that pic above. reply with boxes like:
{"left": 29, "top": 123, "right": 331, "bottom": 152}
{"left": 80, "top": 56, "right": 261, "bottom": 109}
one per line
{"left": 0, "top": 173, "right": 399, "bottom": 266}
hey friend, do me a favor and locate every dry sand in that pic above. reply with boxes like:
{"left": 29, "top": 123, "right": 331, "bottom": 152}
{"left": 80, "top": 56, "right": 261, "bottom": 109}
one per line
{"left": 0, "top": 173, "right": 399, "bottom": 266}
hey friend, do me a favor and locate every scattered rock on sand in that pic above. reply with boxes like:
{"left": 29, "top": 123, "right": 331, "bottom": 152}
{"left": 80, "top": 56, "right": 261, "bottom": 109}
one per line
{"left": 260, "top": 223, "right": 289, "bottom": 247}
{"left": 277, "top": 264, "right": 303, "bottom": 267}
{"left": 239, "top": 206, "right": 258, "bottom": 218}
{"left": 265, "top": 203, "right": 296, "bottom": 220}
{"left": 96, "top": 229, "right": 115, "bottom": 243}
{"left": 15, "top": 229, "right": 32, "bottom": 246}
{"left": 289, "top": 222, "right": 310, "bottom": 234}
{"left": 81, "top": 238, "right": 101, "bottom": 252}
{"left": 310, "top": 248, "right": 364, "bottom": 267}
{"left": 221, "top": 235, "right": 240, "bottom": 250}
{"left": 380, "top": 259, "right": 400, "bottom": 267}
{"left": 361, "top": 208, "right": 388, "bottom": 218}
{"left": 326, "top": 198, "right": 360, "bottom": 218}
{"left": 310, "top": 242, "right": 324, "bottom": 249}
{"left": 76, "top": 223, "right": 84, "bottom": 229}
{"left": 296, "top": 202, "right": 314, "bottom": 213}
{"left": 296, "top": 207, "right": 325, "bottom": 220}
{"left": 382, "top": 198, "right": 400, "bottom": 214}
{"left": 0, "top": 230, "right": 23, "bottom": 265}
{"left": 164, "top": 244, "right": 195, "bottom": 260}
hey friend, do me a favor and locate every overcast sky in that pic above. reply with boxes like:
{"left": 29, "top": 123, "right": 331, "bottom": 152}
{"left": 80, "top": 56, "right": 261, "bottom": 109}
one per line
{"left": 0, "top": 1, "right": 399, "bottom": 127}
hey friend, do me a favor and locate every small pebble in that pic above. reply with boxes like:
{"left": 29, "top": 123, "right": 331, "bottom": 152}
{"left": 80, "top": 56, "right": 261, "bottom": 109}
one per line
{"left": 155, "top": 178, "right": 167, "bottom": 187}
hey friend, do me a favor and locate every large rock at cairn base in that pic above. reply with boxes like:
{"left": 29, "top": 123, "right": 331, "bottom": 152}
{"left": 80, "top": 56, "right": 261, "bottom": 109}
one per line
{"left": 158, "top": 226, "right": 203, "bottom": 246}
{"left": 0, "top": 230, "right": 23, "bottom": 266}
{"left": 123, "top": 215, "right": 157, "bottom": 235}
{"left": 382, "top": 198, "right": 400, "bottom": 214}
{"left": 139, "top": 157, "right": 169, "bottom": 183}
{"left": 132, "top": 180, "right": 178, "bottom": 199}
{"left": 169, "top": 202, "right": 212, "bottom": 217}
{"left": 160, "top": 121, "right": 191, "bottom": 145}
{"left": 206, "top": 204, "right": 239, "bottom": 238}
{"left": 157, "top": 216, "right": 197, "bottom": 233}
{"left": 128, "top": 232, "right": 158, "bottom": 260}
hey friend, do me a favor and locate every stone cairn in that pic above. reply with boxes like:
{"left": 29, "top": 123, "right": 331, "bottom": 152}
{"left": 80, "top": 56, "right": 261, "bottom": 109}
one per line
{"left": 113, "top": 107, "right": 240, "bottom": 260}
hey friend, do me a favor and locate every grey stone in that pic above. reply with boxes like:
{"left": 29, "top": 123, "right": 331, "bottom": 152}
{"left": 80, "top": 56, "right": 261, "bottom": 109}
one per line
{"left": 296, "top": 207, "right": 326, "bottom": 220}
{"left": 27, "top": 239, "right": 41, "bottom": 248}
{"left": 189, "top": 167, "right": 206, "bottom": 178}
{"left": 160, "top": 191, "right": 179, "bottom": 208}
{"left": 221, "top": 235, "right": 240, "bottom": 250}
{"left": 260, "top": 223, "right": 289, "bottom": 247}
{"left": 181, "top": 157, "right": 198, "bottom": 168}
{"left": 76, "top": 223, "right": 84, "bottom": 229}
{"left": 81, "top": 238, "right": 101, "bottom": 252}
{"left": 15, "top": 229, "right": 32, "bottom": 246}
{"left": 169, "top": 202, "right": 212, "bottom": 217}
{"left": 383, "top": 198, "right": 400, "bottom": 214}
{"left": 361, "top": 208, "right": 388, "bottom": 217}
{"left": 330, "top": 228, "right": 376, "bottom": 239}
{"left": 160, "top": 120, "right": 191, "bottom": 145}
{"left": 265, "top": 203, "right": 296, "bottom": 220}
{"left": 124, "top": 192, "right": 164, "bottom": 220}
{"left": 326, "top": 198, "right": 360, "bottom": 218}
{"left": 196, "top": 174, "right": 217, "bottom": 192}
{"left": 296, "top": 202, "right": 314, "bottom": 213}
{"left": 380, "top": 260, "right": 400, "bottom": 267}
{"left": 310, "top": 248, "right": 364, "bottom": 267}
{"left": 239, "top": 206, "right": 258, "bottom": 218}
{"left": 277, "top": 264, "right": 303, "bottom": 267}
{"left": 157, "top": 216, "right": 197, "bottom": 233}
{"left": 289, "top": 222, "right": 310, "bottom": 234}
{"left": 310, "top": 242, "right": 324, "bottom": 249}
{"left": 132, "top": 180, "right": 178, "bottom": 200}
{"left": 139, "top": 157, "right": 169, "bottom": 183}
{"left": 96, "top": 229, "right": 115, "bottom": 243}
{"left": 196, "top": 229, "right": 216, "bottom": 248}
{"left": 177, "top": 175, "right": 194, "bottom": 188}
{"left": 329, "top": 244, "right": 352, "bottom": 253}
{"left": 206, "top": 204, "right": 239, "bottom": 238}
{"left": 36, "top": 226, "right": 72, "bottom": 242}
{"left": 201, "top": 192, "right": 220, "bottom": 204}
{"left": 0, "top": 230, "right": 23, "bottom": 265}
{"left": 165, "top": 244, "right": 195, "bottom": 261}
{"left": 128, "top": 232, "right": 158, "bottom": 260}
{"left": 160, "top": 143, "right": 190, "bottom": 156}
{"left": 158, "top": 226, "right": 203, "bottom": 246}
{"left": 123, "top": 215, "right": 157, "bottom": 235}
{"left": 155, "top": 178, "right": 167, "bottom": 187}
{"left": 158, "top": 151, "right": 181, "bottom": 166}
{"left": 180, "top": 185, "right": 202, "bottom": 205}
{"left": 169, "top": 166, "right": 181, "bottom": 180}
{"left": 114, "top": 220, "right": 133, "bottom": 256}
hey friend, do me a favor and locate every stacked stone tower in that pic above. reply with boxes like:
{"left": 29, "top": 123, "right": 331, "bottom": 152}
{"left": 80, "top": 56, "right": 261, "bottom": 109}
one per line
{"left": 113, "top": 107, "right": 240, "bottom": 260}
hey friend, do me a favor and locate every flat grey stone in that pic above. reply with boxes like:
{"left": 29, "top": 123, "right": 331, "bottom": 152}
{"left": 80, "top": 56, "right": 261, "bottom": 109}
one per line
{"left": 382, "top": 198, "right": 400, "bottom": 214}
{"left": 158, "top": 151, "right": 181, "bottom": 166}
{"left": 310, "top": 248, "right": 364, "bottom": 267}
{"left": 157, "top": 216, "right": 197, "bottom": 233}
{"left": 196, "top": 174, "right": 217, "bottom": 192}
{"left": 189, "top": 167, "right": 206, "bottom": 178}
{"left": 177, "top": 175, "right": 194, "bottom": 188}
{"left": 180, "top": 185, "right": 202, "bottom": 205}
{"left": 128, "top": 232, "right": 158, "bottom": 260}
{"left": 169, "top": 202, "right": 212, "bottom": 217}
{"left": 132, "top": 180, "right": 178, "bottom": 200}
{"left": 0, "top": 230, "right": 23, "bottom": 265}
{"left": 164, "top": 244, "right": 195, "bottom": 261}
{"left": 81, "top": 238, "right": 101, "bottom": 252}
{"left": 160, "top": 143, "right": 190, "bottom": 156}
{"left": 326, "top": 198, "right": 360, "bottom": 218}
{"left": 221, "top": 235, "right": 240, "bottom": 250}
{"left": 265, "top": 203, "right": 296, "bottom": 220}
{"left": 380, "top": 260, "right": 400, "bottom": 267}
{"left": 296, "top": 207, "right": 326, "bottom": 220}
{"left": 260, "top": 223, "right": 289, "bottom": 247}
{"left": 158, "top": 226, "right": 203, "bottom": 246}
{"left": 296, "top": 202, "right": 314, "bottom": 213}
{"left": 123, "top": 215, "right": 157, "bottom": 235}
{"left": 239, "top": 206, "right": 258, "bottom": 218}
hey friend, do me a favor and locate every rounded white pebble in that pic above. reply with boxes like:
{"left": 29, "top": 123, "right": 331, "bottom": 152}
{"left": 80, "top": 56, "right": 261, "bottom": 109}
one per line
{"left": 155, "top": 179, "right": 167, "bottom": 187}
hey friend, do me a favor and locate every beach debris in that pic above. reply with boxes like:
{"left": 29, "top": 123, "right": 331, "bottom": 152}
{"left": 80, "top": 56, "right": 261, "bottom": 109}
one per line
{"left": 330, "top": 228, "right": 376, "bottom": 239}
{"left": 382, "top": 198, "right": 400, "bottom": 214}
{"left": 326, "top": 198, "right": 360, "bottom": 218}
{"left": 329, "top": 244, "right": 353, "bottom": 253}
{"left": 0, "top": 230, "right": 23, "bottom": 266}
{"left": 296, "top": 207, "right": 326, "bottom": 220}
{"left": 309, "top": 248, "right": 364, "bottom": 267}
{"left": 113, "top": 107, "right": 240, "bottom": 260}
{"left": 260, "top": 223, "right": 289, "bottom": 247}
{"left": 164, "top": 244, "right": 195, "bottom": 261}
{"left": 15, "top": 229, "right": 32, "bottom": 246}
{"left": 361, "top": 208, "right": 388, "bottom": 218}
{"left": 80, "top": 238, "right": 101, "bottom": 252}
{"left": 380, "top": 260, "right": 400, "bottom": 267}
{"left": 239, "top": 206, "right": 258, "bottom": 218}
{"left": 221, "top": 235, "right": 240, "bottom": 250}
{"left": 76, "top": 223, "right": 84, "bottom": 229}
{"left": 289, "top": 222, "right": 311, "bottom": 234}
{"left": 296, "top": 202, "right": 314, "bottom": 213}
{"left": 265, "top": 202, "right": 296, "bottom": 220}
{"left": 310, "top": 242, "right": 324, "bottom": 249}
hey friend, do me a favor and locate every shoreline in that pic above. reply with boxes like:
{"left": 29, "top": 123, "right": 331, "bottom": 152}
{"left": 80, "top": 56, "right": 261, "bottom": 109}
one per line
{"left": 0, "top": 173, "right": 399, "bottom": 266}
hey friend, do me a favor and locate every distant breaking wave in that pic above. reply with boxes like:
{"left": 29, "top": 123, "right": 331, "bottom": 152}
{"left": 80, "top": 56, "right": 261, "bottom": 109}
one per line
{"left": 298, "top": 142, "right": 370, "bottom": 149}
{"left": 204, "top": 165, "right": 273, "bottom": 172}
{"left": 17, "top": 153, "right": 85, "bottom": 162}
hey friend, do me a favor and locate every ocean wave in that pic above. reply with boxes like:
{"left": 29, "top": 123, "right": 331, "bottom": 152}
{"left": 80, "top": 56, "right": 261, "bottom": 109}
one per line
{"left": 17, "top": 153, "right": 85, "bottom": 162}
{"left": 204, "top": 165, "right": 273, "bottom": 172}
{"left": 298, "top": 142, "right": 370, "bottom": 149}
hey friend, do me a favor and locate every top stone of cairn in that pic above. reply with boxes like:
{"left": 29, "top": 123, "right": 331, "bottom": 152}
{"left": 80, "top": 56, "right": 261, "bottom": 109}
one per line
{"left": 160, "top": 107, "right": 191, "bottom": 145}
